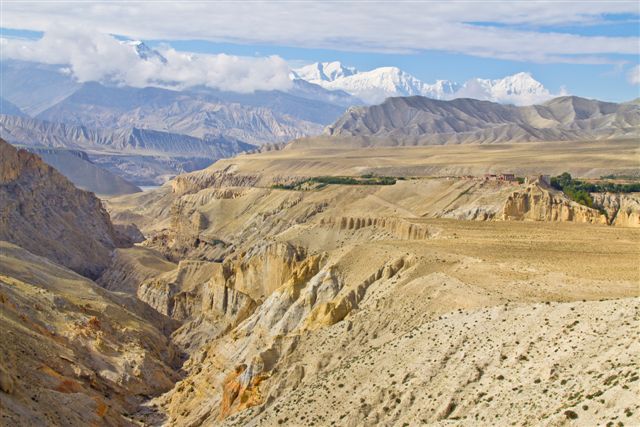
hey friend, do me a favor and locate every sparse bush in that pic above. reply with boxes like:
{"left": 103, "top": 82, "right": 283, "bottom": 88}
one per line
{"left": 564, "top": 410, "right": 578, "bottom": 420}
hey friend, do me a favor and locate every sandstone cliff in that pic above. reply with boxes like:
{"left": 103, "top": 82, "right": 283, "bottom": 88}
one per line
{"left": 0, "top": 139, "right": 131, "bottom": 278}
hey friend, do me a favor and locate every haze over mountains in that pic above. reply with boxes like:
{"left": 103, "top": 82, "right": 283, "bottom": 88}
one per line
{"left": 0, "top": 113, "right": 255, "bottom": 186}
{"left": 23, "top": 147, "right": 142, "bottom": 195}
{"left": 0, "top": 50, "right": 359, "bottom": 187}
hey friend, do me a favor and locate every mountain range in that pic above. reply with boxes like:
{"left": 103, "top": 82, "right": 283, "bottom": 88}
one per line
{"left": 293, "top": 61, "right": 560, "bottom": 105}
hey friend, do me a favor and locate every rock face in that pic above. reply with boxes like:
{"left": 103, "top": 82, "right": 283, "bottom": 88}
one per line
{"left": 319, "top": 216, "right": 432, "bottom": 239}
{"left": 0, "top": 139, "right": 129, "bottom": 278}
{"left": 170, "top": 166, "right": 261, "bottom": 195}
{"left": 136, "top": 242, "right": 313, "bottom": 352}
{"left": 502, "top": 183, "right": 607, "bottom": 224}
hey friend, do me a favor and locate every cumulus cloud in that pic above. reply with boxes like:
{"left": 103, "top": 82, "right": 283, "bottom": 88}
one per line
{"left": 628, "top": 65, "right": 640, "bottom": 86}
{"left": 0, "top": 2, "right": 637, "bottom": 63}
{"left": 0, "top": 28, "right": 292, "bottom": 92}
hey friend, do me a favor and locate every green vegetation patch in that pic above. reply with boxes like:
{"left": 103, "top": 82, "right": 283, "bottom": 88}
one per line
{"left": 551, "top": 172, "right": 640, "bottom": 209}
{"left": 272, "top": 175, "right": 400, "bottom": 190}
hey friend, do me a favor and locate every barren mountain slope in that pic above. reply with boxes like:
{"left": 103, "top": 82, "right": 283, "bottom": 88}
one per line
{"left": 35, "top": 83, "right": 325, "bottom": 146}
{"left": 0, "top": 114, "right": 254, "bottom": 158}
{"left": 0, "top": 114, "right": 256, "bottom": 185}
{"left": 221, "top": 296, "right": 639, "bottom": 427}
{"left": 325, "top": 96, "right": 639, "bottom": 144}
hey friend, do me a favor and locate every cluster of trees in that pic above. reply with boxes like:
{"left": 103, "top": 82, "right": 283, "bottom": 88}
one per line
{"left": 551, "top": 172, "right": 640, "bottom": 208}
{"left": 272, "top": 175, "right": 399, "bottom": 190}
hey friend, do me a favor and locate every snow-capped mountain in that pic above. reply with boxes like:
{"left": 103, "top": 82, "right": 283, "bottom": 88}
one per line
{"left": 293, "top": 61, "right": 358, "bottom": 82}
{"left": 323, "top": 67, "right": 435, "bottom": 103}
{"left": 294, "top": 63, "right": 436, "bottom": 103}
{"left": 293, "top": 62, "right": 560, "bottom": 105}
{"left": 422, "top": 80, "right": 462, "bottom": 100}
{"left": 121, "top": 40, "right": 167, "bottom": 64}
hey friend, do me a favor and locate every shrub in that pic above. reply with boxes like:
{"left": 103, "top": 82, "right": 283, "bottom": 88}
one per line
{"left": 564, "top": 410, "right": 578, "bottom": 420}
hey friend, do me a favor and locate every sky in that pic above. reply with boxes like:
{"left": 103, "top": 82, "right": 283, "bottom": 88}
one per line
{"left": 0, "top": 1, "right": 638, "bottom": 102}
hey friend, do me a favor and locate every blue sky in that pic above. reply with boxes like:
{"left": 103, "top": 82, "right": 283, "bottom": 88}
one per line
{"left": 1, "top": 3, "right": 639, "bottom": 102}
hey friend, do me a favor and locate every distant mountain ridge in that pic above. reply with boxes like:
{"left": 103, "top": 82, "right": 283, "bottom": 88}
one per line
{"left": 0, "top": 97, "right": 27, "bottom": 117}
{"left": 34, "top": 82, "right": 335, "bottom": 145}
{"left": 22, "top": 146, "right": 142, "bottom": 195}
{"left": 325, "top": 95, "right": 640, "bottom": 145}
{"left": 0, "top": 114, "right": 253, "bottom": 157}
{"left": 0, "top": 114, "right": 255, "bottom": 184}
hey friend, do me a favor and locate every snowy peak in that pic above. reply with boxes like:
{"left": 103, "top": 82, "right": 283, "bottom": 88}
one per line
{"left": 294, "top": 61, "right": 358, "bottom": 82}
{"left": 457, "top": 72, "right": 555, "bottom": 105}
{"left": 492, "top": 72, "right": 546, "bottom": 95}
{"left": 296, "top": 65, "right": 436, "bottom": 103}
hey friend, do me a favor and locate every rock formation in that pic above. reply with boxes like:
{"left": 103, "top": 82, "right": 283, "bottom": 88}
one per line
{"left": 592, "top": 192, "right": 640, "bottom": 227}
{"left": 502, "top": 183, "right": 607, "bottom": 224}
{"left": 101, "top": 161, "right": 638, "bottom": 425}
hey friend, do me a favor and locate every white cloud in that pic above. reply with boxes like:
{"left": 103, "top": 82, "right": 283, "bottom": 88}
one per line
{"left": 0, "top": 28, "right": 292, "bottom": 92}
{"left": 0, "top": 2, "right": 637, "bottom": 63}
{"left": 628, "top": 65, "right": 640, "bottom": 85}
